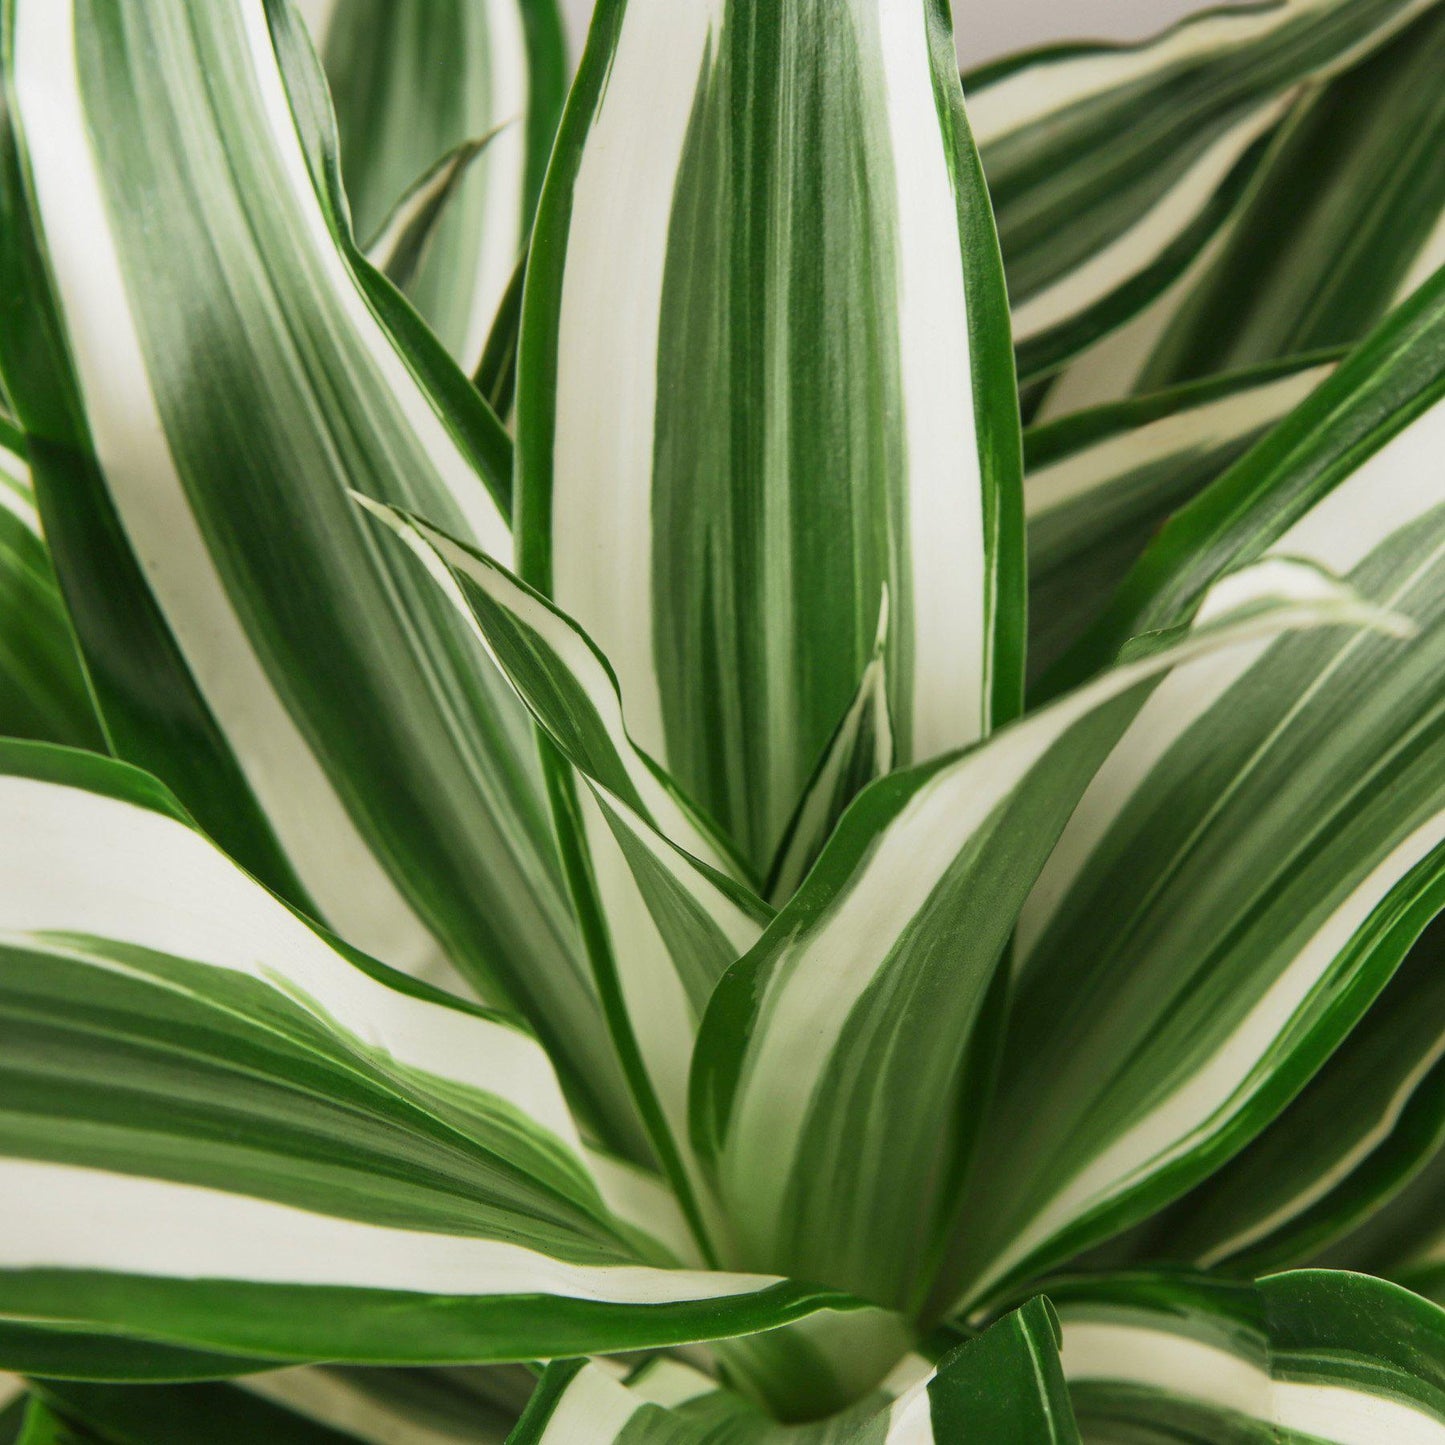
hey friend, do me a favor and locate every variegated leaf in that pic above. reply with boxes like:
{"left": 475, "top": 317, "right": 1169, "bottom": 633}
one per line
{"left": 1026, "top": 351, "right": 1340, "bottom": 688}
{"left": 518, "top": 0, "right": 1024, "bottom": 877}
{"left": 969, "top": 0, "right": 1436, "bottom": 384}
{"left": 304, "top": 0, "right": 566, "bottom": 373}
{"left": 1056, "top": 1270, "right": 1445, "bottom": 1443}
{"left": 0, "top": 740, "right": 861, "bottom": 1372}
{"left": 0, "top": 0, "right": 644, "bottom": 1153}
{"left": 690, "top": 556, "right": 1394, "bottom": 1310}
{"left": 0, "top": 422, "right": 100, "bottom": 749}
{"left": 944, "top": 265, "right": 1445, "bottom": 1317}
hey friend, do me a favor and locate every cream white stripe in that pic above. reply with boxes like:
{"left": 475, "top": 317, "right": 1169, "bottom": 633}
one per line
{"left": 988, "top": 807, "right": 1445, "bottom": 1299}
{"left": 0, "top": 1374, "right": 21, "bottom": 1410}
{"left": 461, "top": 0, "right": 529, "bottom": 374}
{"left": 729, "top": 574, "right": 1353, "bottom": 1237}
{"left": 1019, "top": 394, "right": 1445, "bottom": 959}
{"left": 548, "top": 0, "right": 725, "bottom": 760}
{"left": 875, "top": 2, "right": 988, "bottom": 760}
{"left": 1061, "top": 1322, "right": 1445, "bottom": 1443}
{"left": 1010, "top": 97, "right": 1292, "bottom": 344}
{"left": 238, "top": 0, "right": 508, "bottom": 554}
{"left": 968, "top": 1, "right": 1314, "bottom": 141}
{"left": 538, "top": 1368, "right": 640, "bottom": 1442}
{"left": 1197, "top": 1031, "right": 1445, "bottom": 1267}
{"left": 1, "top": 1159, "right": 777, "bottom": 1305}
{"left": 1026, "top": 366, "right": 1332, "bottom": 520}
{"left": 1, "top": 774, "right": 581, "bottom": 1149}
{"left": 426, "top": 529, "right": 733, "bottom": 872}
{"left": 13, "top": 0, "right": 444, "bottom": 976}
{"left": 1037, "top": 222, "right": 1239, "bottom": 419}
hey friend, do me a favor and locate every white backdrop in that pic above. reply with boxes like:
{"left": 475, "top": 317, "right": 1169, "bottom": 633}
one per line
{"left": 558, "top": 0, "right": 1216, "bottom": 65}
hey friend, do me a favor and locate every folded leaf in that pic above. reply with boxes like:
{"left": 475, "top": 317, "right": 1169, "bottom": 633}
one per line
{"left": 0, "top": 423, "right": 101, "bottom": 749}
{"left": 363, "top": 500, "right": 772, "bottom": 1256}
{"left": 15, "top": 1403, "right": 98, "bottom": 1445}
{"left": 1026, "top": 351, "right": 1339, "bottom": 687}
{"left": 968, "top": 0, "right": 1435, "bottom": 384}
{"left": 947, "top": 267, "right": 1445, "bottom": 1316}
{"left": 309, "top": 0, "right": 566, "bottom": 373}
{"left": 691, "top": 556, "right": 1395, "bottom": 1311}
{"left": 507, "top": 1296, "right": 1077, "bottom": 1442}
{"left": 0, "top": 741, "right": 851, "bottom": 1370}
{"left": 0, "top": 0, "right": 640, "bottom": 1151}
{"left": 518, "top": 0, "right": 1023, "bottom": 875}
{"left": 1139, "top": 3, "right": 1445, "bottom": 390}
{"left": 1055, "top": 1269, "right": 1445, "bottom": 1442}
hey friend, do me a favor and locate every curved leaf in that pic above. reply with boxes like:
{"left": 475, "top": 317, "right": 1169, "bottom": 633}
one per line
{"left": 1055, "top": 1269, "right": 1445, "bottom": 1442}
{"left": 0, "top": 0, "right": 643, "bottom": 1151}
{"left": 690, "top": 557, "right": 1394, "bottom": 1311}
{"left": 1026, "top": 351, "right": 1339, "bottom": 685}
{"left": 969, "top": 0, "right": 1435, "bottom": 383}
{"left": 312, "top": 0, "right": 566, "bottom": 373}
{"left": 946, "top": 268, "right": 1445, "bottom": 1316}
{"left": 0, "top": 422, "right": 100, "bottom": 749}
{"left": 0, "top": 740, "right": 855, "bottom": 1372}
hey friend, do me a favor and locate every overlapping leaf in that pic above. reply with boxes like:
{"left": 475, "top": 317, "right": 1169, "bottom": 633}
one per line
{"left": 518, "top": 0, "right": 1023, "bottom": 877}
{"left": 968, "top": 0, "right": 1436, "bottom": 384}
{"left": 0, "top": 740, "right": 862, "bottom": 1374}
{"left": 1055, "top": 1270, "right": 1445, "bottom": 1442}
{"left": 508, "top": 1297, "right": 1076, "bottom": 1443}
{"left": 0, "top": 0, "right": 644, "bottom": 1151}
{"left": 942, "top": 266, "right": 1445, "bottom": 1317}
{"left": 304, "top": 0, "right": 566, "bottom": 374}
{"left": 1138, "top": 1, "right": 1445, "bottom": 390}
{"left": 1025, "top": 351, "right": 1339, "bottom": 686}
{"left": 690, "top": 555, "right": 1394, "bottom": 1311}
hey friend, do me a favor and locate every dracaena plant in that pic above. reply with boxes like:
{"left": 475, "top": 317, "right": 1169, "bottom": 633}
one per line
{"left": 7, "top": 0, "right": 1445, "bottom": 1440}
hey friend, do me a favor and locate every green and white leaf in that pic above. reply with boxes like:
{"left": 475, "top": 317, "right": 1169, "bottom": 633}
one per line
{"left": 508, "top": 1296, "right": 1077, "bottom": 1443}
{"left": 0, "top": 740, "right": 856, "bottom": 1371}
{"left": 0, "top": 423, "right": 101, "bottom": 750}
{"left": 1135, "top": 2, "right": 1445, "bottom": 390}
{"left": 968, "top": 0, "right": 1435, "bottom": 383}
{"left": 944, "top": 267, "right": 1445, "bottom": 1317}
{"left": 1110, "top": 912, "right": 1445, "bottom": 1278}
{"left": 518, "top": 0, "right": 1024, "bottom": 877}
{"left": 1056, "top": 1269, "right": 1445, "bottom": 1442}
{"left": 363, "top": 499, "right": 773, "bottom": 1254}
{"left": 303, "top": 0, "right": 566, "bottom": 373}
{"left": 691, "top": 554, "right": 1395, "bottom": 1311}
{"left": 0, "top": 0, "right": 648, "bottom": 1152}
{"left": 1026, "top": 350, "right": 1340, "bottom": 687}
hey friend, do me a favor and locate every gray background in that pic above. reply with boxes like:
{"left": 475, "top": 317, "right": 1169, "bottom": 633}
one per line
{"left": 558, "top": 0, "right": 1215, "bottom": 66}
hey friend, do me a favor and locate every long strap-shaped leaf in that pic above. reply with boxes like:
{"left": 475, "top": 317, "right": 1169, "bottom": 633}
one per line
{"left": 364, "top": 501, "right": 773, "bottom": 1256}
{"left": 946, "top": 267, "right": 1445, "bottom": 1318}
{"left": 1055, "top": 1270, "right": 1445, "bottom": 1442}
{"left": 305, "top": 0, "right": 565, "bottom": 375}
{"left": 0, "top": 422, "right": 100, "bottom": 749}
{"left": 967, "top": 0, "right": 1437, "bottom": 385}
{"left": 0, "top": 0, "right": 644, "bottom": 1148}
{"left": 0, "top": 741, "right": 863, "bottom": 1371}
{"left": 1037, "top": 1, "right": 1445, "bottom": 418}
{"left": 1026, "top": 351, "right": 1340, "bottom": 688}
{"left": 507, "top": 1296, "right": 1077, "bottom": 1443}
{"left": 1136, "top": 3, "right": 1445, "bottom": 391}
{"left": 518, "top": 0, "right": 1022, "bottom": 876}
{"left": 690, "top": 556, "right": 1396, "bottom": 1312}
{"left": 1111, "top": 912, "right": 1445, "bottom": 1279}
